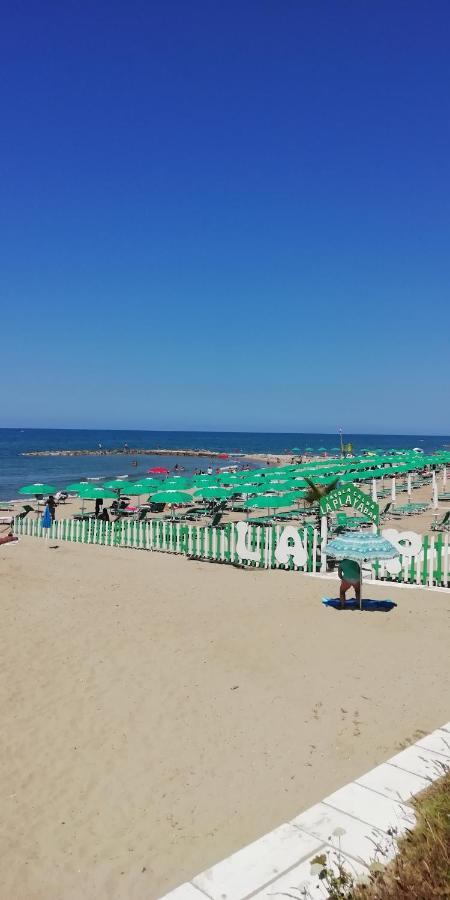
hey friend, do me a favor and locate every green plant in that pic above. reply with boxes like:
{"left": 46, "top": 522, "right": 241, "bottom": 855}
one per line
{"left": 303, "top": 477, "right": 340, "bottom": 530}
{"left": 277, "top": 767, "right": 450, "bottom": 900}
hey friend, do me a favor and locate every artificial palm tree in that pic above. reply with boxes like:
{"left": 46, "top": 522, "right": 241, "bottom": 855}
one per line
{"left": 304, "top": 477, "right": 340, "bottom": 530}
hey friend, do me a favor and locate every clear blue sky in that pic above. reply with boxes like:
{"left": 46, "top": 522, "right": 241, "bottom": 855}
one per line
{"left": 1, "top": 1, "right": 449, "bottom": 433}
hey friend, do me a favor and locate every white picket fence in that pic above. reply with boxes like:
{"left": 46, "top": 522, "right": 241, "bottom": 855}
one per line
{"left": 13, "top": 515, "right": 450, "bottom": 587}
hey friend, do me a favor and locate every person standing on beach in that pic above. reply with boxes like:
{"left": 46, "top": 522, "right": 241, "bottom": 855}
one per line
{"left": 47, "top": 495, "right": 56, "bottom": 522}
{"left": 338, "top": 559, "right": 361, "bottom": 608}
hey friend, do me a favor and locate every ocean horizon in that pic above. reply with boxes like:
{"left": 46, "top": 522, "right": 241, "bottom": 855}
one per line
{"left": 1, "top": 428, "right": 450, "bottom": 500}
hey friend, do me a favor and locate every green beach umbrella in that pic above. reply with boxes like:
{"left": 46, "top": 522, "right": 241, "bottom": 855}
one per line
{"left": 162, "top": 478, "right": 191, "bottom": 489}
{"left": 65, "top": 481, "right": 90, "bottom": 492}
{"left": 103, "top": 479, "right": 130, "bottom": 491}
{"left": 149, "top": 491, "right": 192, "bottom": 504}
{"left": 78, "top": 486, "right": 117, "bottom": 499}
{"left": 19, "top": 482, "right": 58, "bottom": 518}
{"left": 76, "top": 485, "right": 117, "bottom": 515}
{"left": 19, "top": 483, "right": 57, "bottom": 495}
{"left": 194, "top": 487, "right": 230, "bottom": 500}
{"left": 245, "top": 493, "right": 297, "bottom": 509}
{"left": 127, "top": 482, "right": 154, "bottom": 495}
{"left": 317, "top": 446, "right": 327, "bottom": 452}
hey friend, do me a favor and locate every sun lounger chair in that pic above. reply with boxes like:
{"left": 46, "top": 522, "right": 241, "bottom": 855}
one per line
{"left": 335, "top": 513, "right": 372, "bottom": 529}
{"left": 391, "top": 502, "right": 429, "bottom": 517}
{"left": 210, "top": 511, "right": 224, "bottom": 527}
{"left": 0, "top": 516, "right": 13, "bottom": 526}
{"left": 15, "top": 504, "right": 34, "bottom": 521}
{"left": 431, "top": 510, "right": 450, "bottom": 531}
{"left": 438, "top": 492, "right": 450, "bottom": 501}
{"left": 0, "top": 501, "right": 14, "bottom": 511}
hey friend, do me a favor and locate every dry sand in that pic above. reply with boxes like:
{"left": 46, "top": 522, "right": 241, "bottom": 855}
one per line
{"left": 0, "top": 536, "right": 449, "bottom": 899}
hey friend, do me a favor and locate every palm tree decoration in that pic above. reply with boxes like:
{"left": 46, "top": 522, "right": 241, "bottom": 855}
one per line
{"left": 304, "top": 477, "right": 340, "bottom": 530}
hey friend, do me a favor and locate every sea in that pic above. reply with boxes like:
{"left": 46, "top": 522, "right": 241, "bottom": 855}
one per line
{"left": 1, "top": 428, "right": 450, "bottom": 500}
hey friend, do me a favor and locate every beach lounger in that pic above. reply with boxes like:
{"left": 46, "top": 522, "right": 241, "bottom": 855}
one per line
{"left": 0, "top": 516, "right": 13, "bottom": 526}
{"left": 335, "top": 513, "right": 372, "bottom": 529}
{"left": 391, "top": 502, "right": 429, "bottom": 517}
{"left": 431, "top": 511, "right": 450, "bottom": 531}
{"left": 438, "top": 492, "right": 450, "bottom": 501}
{"left": 0, "top": 501, "right": 14, "bottom": 511}
{"left": 15, "top": 505, "right": 34, "bottom": 521}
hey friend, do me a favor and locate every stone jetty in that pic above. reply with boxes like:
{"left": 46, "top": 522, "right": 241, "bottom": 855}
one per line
{"left": 22, "top": 448, "right": 239, "bottom": 459}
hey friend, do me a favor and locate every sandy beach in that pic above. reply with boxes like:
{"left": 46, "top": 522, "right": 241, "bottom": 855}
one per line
{"left": 1, "top": 536, "right": 449, "bottom": 899}
{"left": 3, "top": 473, "right": 447, "bottom": 537}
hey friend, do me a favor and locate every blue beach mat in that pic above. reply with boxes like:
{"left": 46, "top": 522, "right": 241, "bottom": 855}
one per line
{"left": 322, "top": 598, "right": 397, "bottom": 613}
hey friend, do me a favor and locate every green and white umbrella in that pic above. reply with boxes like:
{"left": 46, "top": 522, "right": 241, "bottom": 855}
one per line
{"left": 150, "top": 491, "right": 192, "bottom": 504}
{"left": 19, "top": 483, "right": 57, "bottom": 518}
{"left": 324, "top": 531, "right": 399, "bottom": 610}
{"left": 103, "top": 479, "right": 130, "bottom": 491}
{"left": 19, "top": 482, "right": 57, "bottom": 495}
{"left": 65, "top": 481, "right": 90, "bottom": 492}
{"left": 194, "top": 487, "right": 230, "bottom": 500}
{"left": 77, "top": 485, "right": 117, "bottom": 516}
{"left": 245, "top": 493, "right": 297, "bottom": 510}
{"left": 162, "top": 478, "right": 191, "bottom": 490}
{"left": 127, "top": 482, "right": 154, "bottom": 496}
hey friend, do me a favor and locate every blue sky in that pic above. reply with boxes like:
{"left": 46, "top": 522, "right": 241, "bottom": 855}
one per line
{"left": 1, "top": 0, "right": 449, "bottom": 433}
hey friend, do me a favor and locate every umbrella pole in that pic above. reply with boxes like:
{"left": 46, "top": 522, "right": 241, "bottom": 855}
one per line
{"left": 360, "top": 563, "right": 363, "bottom": 611}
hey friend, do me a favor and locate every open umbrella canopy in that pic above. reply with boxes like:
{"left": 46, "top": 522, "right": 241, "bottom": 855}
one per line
{"left": 19, "top": 483, "right": 57, "bottom": 495}
{"left": 244, "top": 493, "right": 297, "bottom": 509}
{"left": 232, "top": 482, "right": 265, "bottom": 493}
{"left": 148, "top": 467, "right": 169, "bottom": 475}
{"left": 65, "top": 481, "right": 90, "bottom": 492}
{"left": 127, "top": 482, "right": 155, "bottom": 496}
{"left": 192, "top": 475, "right": 221, "bottom": 486}
{"left": 193, "top": 487, "right": 230, "bottom": 500}
{"left": 103, "top": 479, "right": 130, "bottom": 490}
{"left": 149, "top": 491, "right": 192, "bottom": 504}
{"left": 162, "top": 478, "right": 191, "bottom": 489}
{"left": 324, "top": 531, "right": 399, "bottom": 562}
{"left": 77, "top": 486, "right": 117, "bottom": 500}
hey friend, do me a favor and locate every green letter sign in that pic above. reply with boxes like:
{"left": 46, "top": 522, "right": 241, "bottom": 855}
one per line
{"left": 319, "top": 483, "right": 379, "bottom": 523}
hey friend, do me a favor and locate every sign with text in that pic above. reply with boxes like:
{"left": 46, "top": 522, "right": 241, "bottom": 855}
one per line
{"left": 319, "top": 483, "right": 379, "bottom": 523}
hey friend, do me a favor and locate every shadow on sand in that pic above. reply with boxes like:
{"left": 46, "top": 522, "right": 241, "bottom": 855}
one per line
{"left": 322, "top": 598, "right": 397, "bottom": 613}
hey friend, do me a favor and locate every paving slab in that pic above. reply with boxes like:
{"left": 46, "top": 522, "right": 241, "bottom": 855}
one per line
{"left": 291, "top": 801, "right": 394, "bottom": 868}
{"left": 158, "top": 884, "right": 209, "bottom": 900}
{"left": 415, "top": 729, "right": 450, "bottom": 758}
{"left": 250, "top": 851, "right": 367, "bottom": 898}
{"left": 193, "top": 824, "right": 323, "bottom": 900}
{"left": 388, "top": 744, "right": 449, "bottom": 780}
{"left": 323, "top": 782, "right": 415, "bottom": 834}
{"left": 356, "top": 762, "right": 430, "bottom": 804}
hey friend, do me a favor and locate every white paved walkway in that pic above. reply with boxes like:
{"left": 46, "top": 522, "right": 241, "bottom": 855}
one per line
{"left": 159, "top": 723, "right": 449, "bottom": 900}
